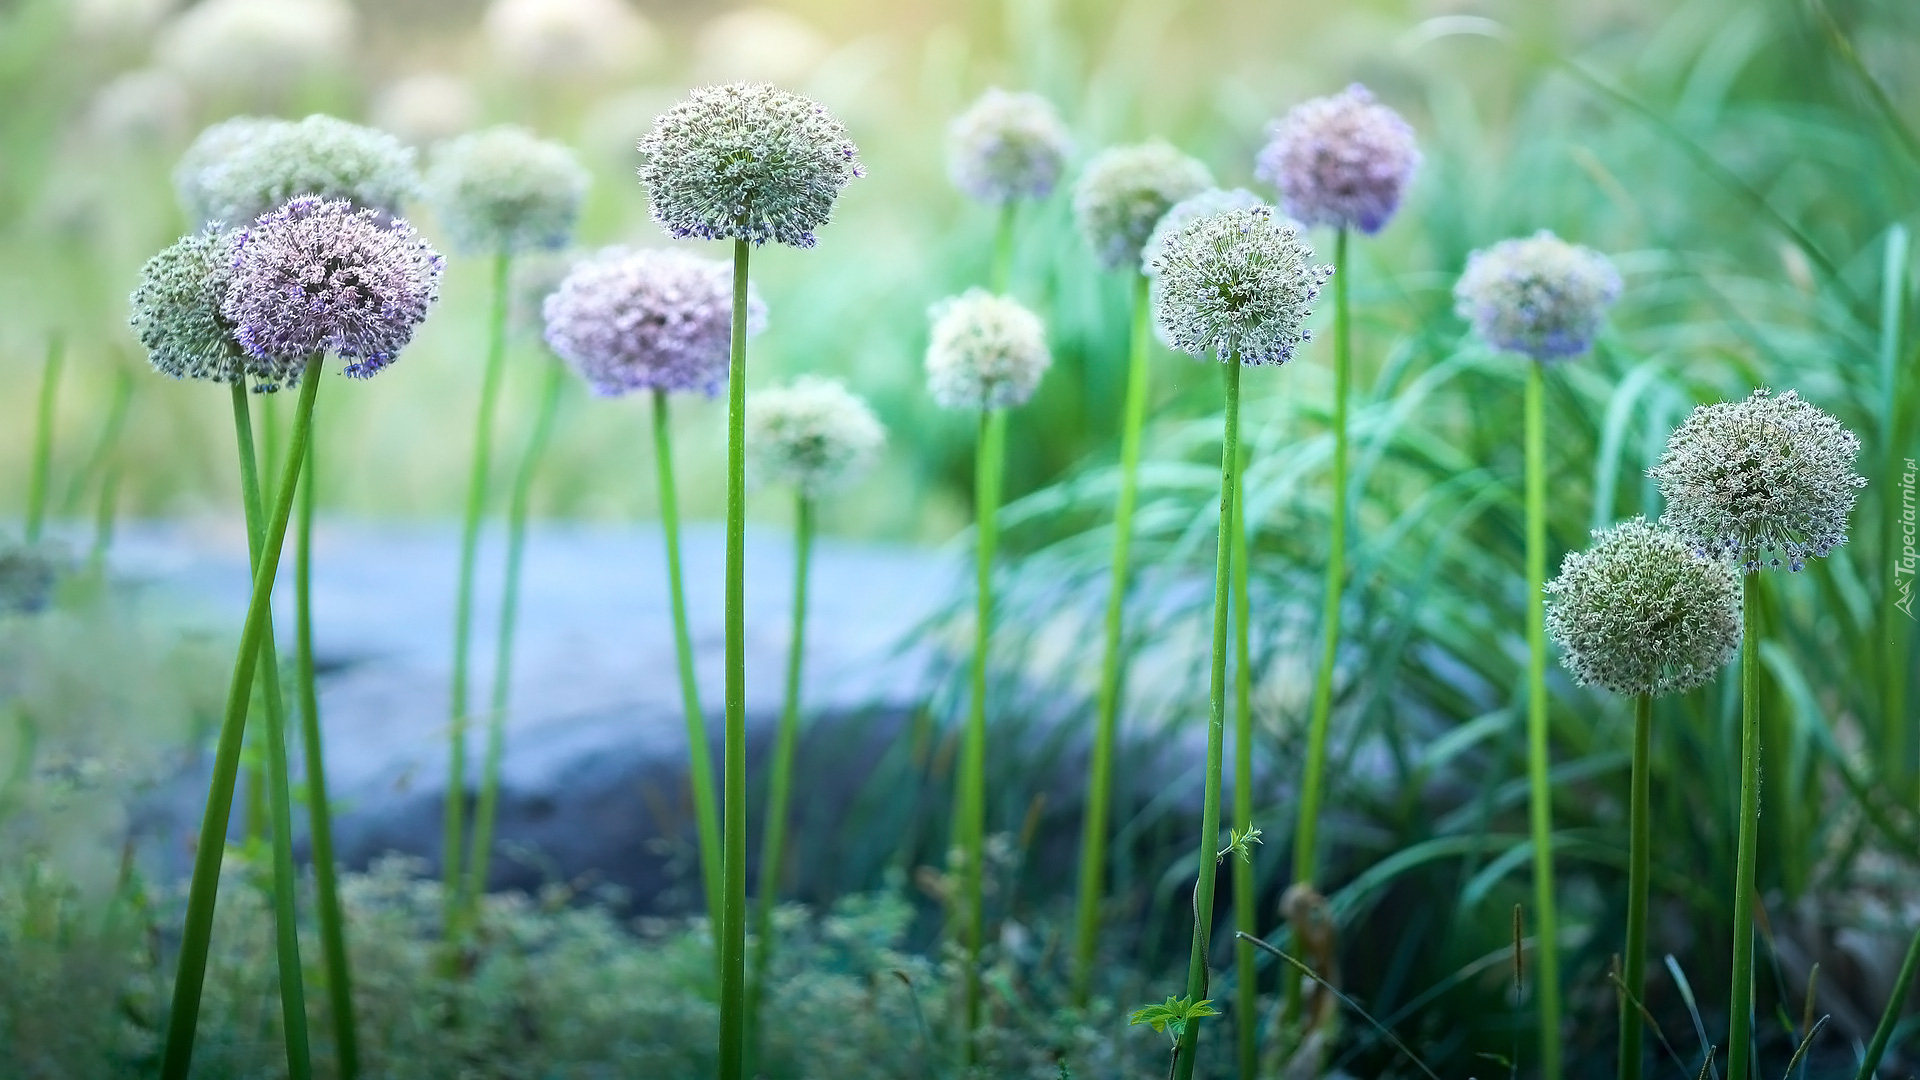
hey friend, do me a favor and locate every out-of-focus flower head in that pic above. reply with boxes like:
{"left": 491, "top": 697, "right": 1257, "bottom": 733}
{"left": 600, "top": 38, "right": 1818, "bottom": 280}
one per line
{"left": 372, "top": 73, "right": 482, "bottom": 146}
{"left": 542, "top": 246, "right": 766, "bottom": 396}
{"left": 746, "top": 376, "right": 886, "bottom": 496}
{"left": 484, "top": 0, "right": 659, "bottom": 80}
{"left": 947, "top": 88, "right": 1074, "bottom": 206}
{"left": 1149, "top": 205, "right": 1332, "bottom": 365}
{"left": 693, "top": 7, "right": 832, "bottom": 87}
{"left": 1072, "top": 141, "right": 1213, "bottom": 272}
{"left": 1254, "top": 84, "right": 1419, "bottom": 234}
{"left": 155, "top": 0, "right": 355, "bottom": 97}
{"left": 924, "top": 289, "right": 1052, "bottom": 411}
{"left": 426, "top": 126, "right": 590, "bottom": 255}
{"left": 85, "top": 69, "right": 191, "bottom": 146}
{"left": 175, "top": 114, "right": 418, "bottom": 228}
{"left": 1454, "top": 230, "right": 1622, "bottom": 361}
{"left": 130, "top": 227, "right": 280, "bottom": 387}
{"left": 1142, "top": 187, "right": 1271, "bottom": 277}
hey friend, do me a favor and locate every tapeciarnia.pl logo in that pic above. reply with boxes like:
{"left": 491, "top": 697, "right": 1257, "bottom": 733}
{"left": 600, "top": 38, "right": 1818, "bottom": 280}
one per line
{"left": 1898, "top": 457, "right": 1917, "bottom": 620}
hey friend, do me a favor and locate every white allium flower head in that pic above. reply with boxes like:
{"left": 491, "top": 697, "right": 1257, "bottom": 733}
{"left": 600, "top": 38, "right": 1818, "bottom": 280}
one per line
{"left": 947, "top": 88, "right": 1074, "bottom": 205}
{"left": 694, "top": 7, "right": 832, "bottom": 86}
{"left": 1454, "top": 230, "right": 1622, "bottom": 361}
{"left": 1545, "top": 517, "right": 1743, "bottom": 698}
{"left": 1254, "top": 84, "right": 1420, "bottom": 234}
{"left": 1149, "top": 205, "right": 1333, "bottom": 365}
{"left": 1142, "top": 187, "right": 1272, "bottom": 278}
{"left": 1649, "top": 388, "right": 1866, "bottom": 573}
{"left": 176, "top": 114, "right": 419, "bottom": 228}
{"left": 372, "top": 74, "right": 482, "bottom": 146}
{"left": 484, "top": 0, "right": 659, "bottom": 79}
{"left": 426, "top": 126, "right": 590, "bottom": 255}
{"left": 925, "top": 289, "right": 1052, "bottom": 411}
{"left": 638, "top": 82, "right": 864, "bottom": 249}
{"left": 542, "top": 247, "right": 767, "bottom": 397}
{"left": 746, "top": 376, "right": 887, "bottom": 495}
{"left": 86, "top": 69, "right": 191, "bottom": 146}
{"left": 1072, "top": 141, "right": 1213, "bottom": 271}
{"left": 156, "top": 0, "right": 355, "bottom": 96}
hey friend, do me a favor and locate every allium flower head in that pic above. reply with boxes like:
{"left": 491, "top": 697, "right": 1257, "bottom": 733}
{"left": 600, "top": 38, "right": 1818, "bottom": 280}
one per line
{"left": 1454, "top": 231, "right": 1621, "bottom": 361}
{"left": 1255, "top": 84, "right": 1420, "bottom": 234}
{"left": 1149, "top": 206, "right": 1333, "bottom": 365}
{"left": 1072, "top": 141, "right": 1213, "bottom": 271}
{"left": 745, "top": 376, "right": 886, "bottom": 495}
{"left": 542, "top": 247, "right": 767, "bottom": 396}
{"left": 485, "top": 0, "right": 658, "bottom": 80}
{"left": 426, "top": 127, "right": 590, "bottom": 255}
{"left": 157, "top": 0, "right": 355, "bottom": 97}
{"left": 947, "top": 88, "right": 1074, "bottom": 205}
{"left": 131, "top": 228, "right": 279, "bottom": 387}
{"left": 1650, "top": 389, "right": 1866, "bottom": 572}
{"left": 1142, "top": 187, "right": 1272, "bottom": 277}
{"left": 637, "top": 82, "right": 863, "bottom": 248}
{"left": 1545, "top": 517, "right": 1742, "bottom": 698}
{"left": 222, "top": 197, "right": 445, "bottom": 381}
{"left": 925, "top": 290, "right": 1052, "bottom": 411}
{"left": 177, "top": 114, "right": 419, "bottom": 228}
{"left": 373, "top": 73, "right": 482, "bottom": 145}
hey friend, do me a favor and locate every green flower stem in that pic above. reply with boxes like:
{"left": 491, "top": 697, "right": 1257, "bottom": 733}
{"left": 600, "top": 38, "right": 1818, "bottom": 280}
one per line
{"left": 993, "top": 202, "right": 1016, "bottom": 293}
{"left": 749, "top": 492, "right": 814, "bottom": 1063}
{"left": 1853, "top": 923, "right": 1920, "bottom": 1080}
{"left": 961, "top": 406, "right": 1009, "bottom": 1061}
{"left": 1172, "top": 353, "right": 1242, "bottom": 1080}
{"left": 1728, "top": 586, "right": 1761, "bottom": 1080}
{"left": 444, "top": 248, "right": 512, "bottom": 931}
{"left": 653, "top": 387, "right": 724, "bottom": 935}
{"left": 1524, "top": 358, "right": 1565, "bottom": 1080}
{"left": 229, "top": 384, "right": 313, "bottom": 1080}
{"left": 24, "top": 334, "right": 62, "bottom": 545}
{"left": 719, "top": 236, "right": 752, "bottom": 1080}
{"left": 1289, "top": 225, "right": 1350, "bottom": 1022}
{"left": 1878, "top": 226, "right": 1910, "bottom": 803}
{"left": 1620, "top": 693, "right": 1652, "bottom": 1080}
{"left": 298, "top": 432, "right": 359, "bottom": 1080}
{"left": 1072, "top": 269, "right": 1153, "bottom": 1004}
{"left": 1232, "top": 444, "right": 1258, "bottom": 1080}
{"left": 160, "top": 357, "right": 322, "bottom": 1080}
{"left": 466, "top": 358, "right": 567, "bottom": 916}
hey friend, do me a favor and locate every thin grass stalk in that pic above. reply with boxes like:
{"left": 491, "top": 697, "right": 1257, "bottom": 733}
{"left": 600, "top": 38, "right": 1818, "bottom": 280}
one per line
{"left": 749, "top": 492, "right": 813, "bottom": 1066}
{"left": 466, "top": 358, "right": 567, "bottom": 915}
{"left": 1878, "top": 226, "right": 1911, "bottom": 803}
{"left": 1853, "top": 924, "right": 1920, "bottom": 1080}
{"left": 1289, "top": 224, "right": 1350, "bottom": 1023}
{"left": 960, "top": 406, "right": 1008, "bottom": 1061}
{"left": 718, "top": 235, "right": 752, "bottom": 1080}
{"left": 1620, "top": 693, "right": 1652, "bottom": 1080}
{"left": 88, "top": 462, "right": 120, "bottom": 574}
{"left": 444, "top": 248, "right": 512, "bottom": 931}
{"left": 297, "top": 434, "right": 359, "bottom": 1079}
{"left": 1232, "top": 446, "right": 1258, "bottom": 1080}
{"left": 1171, "top": 353, "right": 1242, "bottom": 1080}
{"left": 1728, "top": 586, "right": 1761, "bottom": 1080}
{"left": 229, "top": 384, "right": 313, "bottom": 1080}
{"left": 1072, "top": 269, "right": 1153, "bottom": 1004}
{"left": 1524, "top": 359, "right": 1565, "bottom": 1080}
{"left": 160, "top": 356, "right": 322, "bottom": 1080}
{"left": 653, "top": 386, "right": 724, "bottom": 934}
{"left": 24, "top": 334, "right": 61, "bottom": 545}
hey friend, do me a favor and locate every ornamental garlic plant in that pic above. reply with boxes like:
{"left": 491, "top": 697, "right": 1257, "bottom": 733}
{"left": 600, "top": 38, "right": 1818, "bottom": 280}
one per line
{"left": 947, "top": 87, "right": 1072, "bottom": 286}
{"left": 176, "top": 114, "right": 417, "bottom": 228}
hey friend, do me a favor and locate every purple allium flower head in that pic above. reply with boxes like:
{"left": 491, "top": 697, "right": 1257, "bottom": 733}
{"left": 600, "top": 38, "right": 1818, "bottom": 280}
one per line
{"left": 946, "top": 88, "right": 1074, "bottom": 205}
{"left": 426, "top": 125, "right": 590, "bottom": 255}
{"left": 1254, "top": 84, "right": 1420, "bottom": 234}
{"left": 222, "top": 196, "right": 445, "bottom": 382}
{"left": 1649, "top": 388, "right": 1866, "bottom": 573}
{"left": 637, "top": 82, "right": 863, "bottom": 248}
{"left": 1072, "top": 141, "right": 1213, "bottom": 271}
{"left": 1142, "top": 187, "right": 1274, "bottom": 278}
{"left": 1148, "top": 206, "right": 1333, "bottom": 365}
{"left": 542, "top": 246, "right": 767, "bottom": 396}
{"left": 131, "top": 227, "right": 283, "bottom": 388}
{"left": 1454, "top": 230, "right": 1621, "bottom": 362}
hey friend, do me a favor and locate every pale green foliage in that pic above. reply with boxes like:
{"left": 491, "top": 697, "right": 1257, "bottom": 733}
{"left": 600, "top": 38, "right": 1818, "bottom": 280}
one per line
{"left": 1127, "top": 995, "right": 1216, "bottom": 1043}
{"left": 1219, "top": 822, "right": 1262, "bottom": 865}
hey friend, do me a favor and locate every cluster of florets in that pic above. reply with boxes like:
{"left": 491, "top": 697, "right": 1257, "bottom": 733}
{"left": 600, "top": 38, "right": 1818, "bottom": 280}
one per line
{"left": 946, "top": 88, "right": 1074, "bottom": 205}
{"left": 426, "top": 126, "right": 591, "bottom": 254}
{"left": 1072, "top": 141, "right": 1213, "bottom": 271}
{"left": 1545, "top": 517, "right": 1743, "bottom": 698}
{"left": 1650, "top": 388, "right": 1866, "bottom": 572}
{"left": 130, "top": 227, "right": 272, "bottom": 387}
{"left": 637, "top": 82, "right": 863, "bottom": 248}
{"left": 924, "top": 290, "right": 1053, "bottom": 411}
{"left": 1148, "top": 205, "right": 1333, "bottom": 365}
{"left": 1254, "top": 84, "right": 1420, "bottom": 234}
{"left": 222, "top": 197, "right": 445, "bottom": 382}
{"left": 177, "top": 114, "right": 418, "bottom": 227}
{"left": 1142, "top": 187, "right": 1270, "bottom": 277}
{"left": 1454, "top": 231, "right": 1622, "bottom": 361}
{"left": 542, "top": 247, "right": 766, "bottom": 396}
{"left": 745, "top": 376, "right": 887, "bottom": 495}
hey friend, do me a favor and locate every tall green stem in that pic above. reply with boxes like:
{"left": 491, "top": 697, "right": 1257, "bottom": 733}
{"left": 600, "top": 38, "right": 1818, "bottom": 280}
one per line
{"left": 1878, "top": 226, "right": 1910, "bottom": 803}
{"left": 298, "top": 432, "right": 359, "bottom": 1078}
{"left": 467, "top": 359, "right": 567, "bottom": 915}
{"left": 1854, "top": 924, "right": 1920, "bottom": 1080}
{"left": 1620, "top": 694, "right": 1652, "bottom": 1080}
{"left": 654, "top": 387, "right": 724, "bottom": 934}
{"left": 1289, "top": 225, "right": 1350, "bottom": 1023}
{"left": 1172, "top": 354, "right": 1242, "bottom": 1080}
{"left": 1524, "top": 358, "right": 1565, "bottom": 1080}
{"left": 1728, "top": 585, "right": 1761, "bottom": 1080}
{"left": 445, "top": 249, "right": 512, "bottom": 929}
{"left": 719, "top": 236, "right": 752, "bottom": 1080}
{"left": 750, "top": 493, "right": 813, "bottom": 1064}
{"left": 1232, "top": 444, "right": 1258, "bottom": 1080}
{"left": 24, "top": 334, "right": 61, "bottom": 545}
{"left": 229, "top": 385, "right": 313, "bottom": 1080}
{"left": 961, "top": 407, "right": 1008, "bottom": 1060}
{"left": 1072, "top": 271, "right": 1153, "bottom": 1003}
{"left": 992, "top": 202, "right": 1016, "bottom": 293}
{"left": 161, "top": 358, "right": 322, "bottom": 1080}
